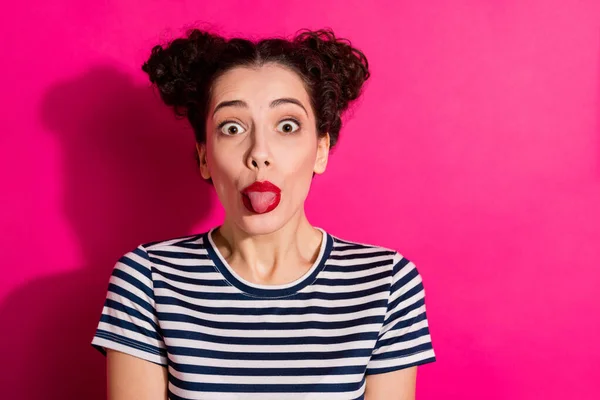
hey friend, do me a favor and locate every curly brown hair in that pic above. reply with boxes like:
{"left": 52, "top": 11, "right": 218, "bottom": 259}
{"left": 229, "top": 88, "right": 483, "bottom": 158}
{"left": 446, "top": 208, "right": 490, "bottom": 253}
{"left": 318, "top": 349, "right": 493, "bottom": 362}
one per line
{"left": 141, "top": 28, "right": 370, "bottom": 150}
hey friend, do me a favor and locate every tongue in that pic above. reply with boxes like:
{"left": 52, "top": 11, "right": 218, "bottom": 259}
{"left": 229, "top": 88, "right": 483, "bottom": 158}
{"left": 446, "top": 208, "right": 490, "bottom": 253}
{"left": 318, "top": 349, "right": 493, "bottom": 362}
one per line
{"left": 246, "top": 192, "right": 277, "bottom": 213}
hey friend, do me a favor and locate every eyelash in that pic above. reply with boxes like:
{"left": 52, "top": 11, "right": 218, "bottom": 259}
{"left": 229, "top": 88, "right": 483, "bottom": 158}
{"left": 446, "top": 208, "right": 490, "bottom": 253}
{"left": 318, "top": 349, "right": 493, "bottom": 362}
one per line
{"left": 217, "top": 118, "right": 302, "bottom": 135}
{"left": 279, "top": 118, "right": 302, "bottom": 133}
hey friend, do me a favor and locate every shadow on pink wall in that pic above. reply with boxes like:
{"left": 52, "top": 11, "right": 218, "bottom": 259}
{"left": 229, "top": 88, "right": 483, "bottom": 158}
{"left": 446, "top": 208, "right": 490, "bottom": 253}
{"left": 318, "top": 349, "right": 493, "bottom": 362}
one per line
{"left": 0, "top": 66, "right": 212, "bottom": 399}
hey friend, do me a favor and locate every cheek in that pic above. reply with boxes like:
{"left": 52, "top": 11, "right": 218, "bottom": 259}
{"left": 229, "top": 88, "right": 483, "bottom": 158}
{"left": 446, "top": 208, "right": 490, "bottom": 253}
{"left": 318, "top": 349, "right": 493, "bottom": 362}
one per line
{"left": 207, "top": 139, "right": 235, "bottom": 177}
{"left": 276, "top": 133, "right": 318, "bottom": 169}
{"left": 292, "top": 142, "right": 318, "bottom": 174}
{"left": 279, "top": 141, "right": 317, "bottom": 197}
{"left": 206, "top": 142, "right": 240, "bottom": 197}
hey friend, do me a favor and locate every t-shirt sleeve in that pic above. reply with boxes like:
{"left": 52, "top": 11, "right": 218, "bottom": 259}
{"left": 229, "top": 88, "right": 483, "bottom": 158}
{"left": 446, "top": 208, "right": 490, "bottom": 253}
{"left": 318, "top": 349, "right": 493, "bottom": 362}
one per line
{"left": 366, "top": 253, "right": 436, "bottom": 375}
{"left": 90, "top": 245, "right": 168, "bottom": 366}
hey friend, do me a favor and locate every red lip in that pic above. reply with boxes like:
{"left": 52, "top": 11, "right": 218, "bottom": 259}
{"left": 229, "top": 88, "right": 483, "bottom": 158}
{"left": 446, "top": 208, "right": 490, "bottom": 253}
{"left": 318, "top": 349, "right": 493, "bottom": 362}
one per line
{"left": 241, "top": 181, "right": 281, "bottom": 214}
{"left": 242, "top": 181, "right": 282, "bottom": 194}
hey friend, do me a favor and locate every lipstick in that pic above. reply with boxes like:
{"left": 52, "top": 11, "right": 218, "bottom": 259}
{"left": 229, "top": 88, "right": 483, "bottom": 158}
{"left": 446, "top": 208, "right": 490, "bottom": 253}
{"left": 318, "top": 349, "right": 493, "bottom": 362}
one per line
{"left": 241, "top": 181, "right": 282, "bottom": 214}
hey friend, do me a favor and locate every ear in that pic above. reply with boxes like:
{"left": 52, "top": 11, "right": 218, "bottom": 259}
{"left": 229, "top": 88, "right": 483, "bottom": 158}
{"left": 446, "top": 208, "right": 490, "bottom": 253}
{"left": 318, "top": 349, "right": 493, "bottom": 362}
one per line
{"left": 196, "top": 142, "right": 211, "bottom": 180}
{"left": 313, "top": 133, "right": 330, "bottom": 175}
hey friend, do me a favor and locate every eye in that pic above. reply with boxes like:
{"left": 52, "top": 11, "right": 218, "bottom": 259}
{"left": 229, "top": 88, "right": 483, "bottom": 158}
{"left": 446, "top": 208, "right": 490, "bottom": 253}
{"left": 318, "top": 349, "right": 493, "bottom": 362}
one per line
{"left": 219, "top": 122, "right": 246, "bottom": 136}
{"left": 277, "top": 119, "right": 300, "bottom": 134}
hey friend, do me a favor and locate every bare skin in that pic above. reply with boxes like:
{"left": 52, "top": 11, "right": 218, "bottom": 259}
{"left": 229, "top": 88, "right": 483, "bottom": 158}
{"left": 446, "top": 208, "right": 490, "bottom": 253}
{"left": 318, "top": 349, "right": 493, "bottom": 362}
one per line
{"left": 365, "top": 367, "right": 418, "bottom": 400}
{"left": 106, "top": 349, "right": 167, "bottom": 400}
{"left": 107, "top": 63, "right": 418, "bottom": 399}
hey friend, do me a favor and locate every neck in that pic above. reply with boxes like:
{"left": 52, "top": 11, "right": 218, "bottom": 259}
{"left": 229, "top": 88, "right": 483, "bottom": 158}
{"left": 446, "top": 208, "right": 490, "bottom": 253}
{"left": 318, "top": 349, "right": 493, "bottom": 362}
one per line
{"left": 213, "top": 209, "right": 323, "bottom": 285}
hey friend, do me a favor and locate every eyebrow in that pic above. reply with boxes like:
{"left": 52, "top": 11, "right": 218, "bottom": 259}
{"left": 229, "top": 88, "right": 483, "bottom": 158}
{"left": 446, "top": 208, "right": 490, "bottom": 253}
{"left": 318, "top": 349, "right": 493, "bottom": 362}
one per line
{"left": 212, "top": 97, "right": 308, "bottom": 117}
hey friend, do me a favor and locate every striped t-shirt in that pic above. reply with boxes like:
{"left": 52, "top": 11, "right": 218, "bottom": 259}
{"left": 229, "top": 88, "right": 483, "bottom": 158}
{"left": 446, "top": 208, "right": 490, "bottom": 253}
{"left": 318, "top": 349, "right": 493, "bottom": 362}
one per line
{"left": 91, "top": 227, "right": 436, "bottom": 399}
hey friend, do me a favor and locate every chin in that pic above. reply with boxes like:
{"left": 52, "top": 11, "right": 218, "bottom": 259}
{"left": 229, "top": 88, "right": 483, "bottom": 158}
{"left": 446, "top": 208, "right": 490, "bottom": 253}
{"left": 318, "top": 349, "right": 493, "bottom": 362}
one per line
{"left": 228, "top": 201, "right": 302, "bottom": 236}
{"left": 236, "top": 213, "right": 288, "bottom": 236}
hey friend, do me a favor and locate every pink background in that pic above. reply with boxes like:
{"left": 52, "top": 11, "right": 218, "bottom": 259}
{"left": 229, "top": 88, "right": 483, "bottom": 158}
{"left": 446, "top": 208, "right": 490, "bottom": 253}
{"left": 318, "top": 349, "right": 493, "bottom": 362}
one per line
{"left": 2, "top": 1, "right": 599, "bottom": 399}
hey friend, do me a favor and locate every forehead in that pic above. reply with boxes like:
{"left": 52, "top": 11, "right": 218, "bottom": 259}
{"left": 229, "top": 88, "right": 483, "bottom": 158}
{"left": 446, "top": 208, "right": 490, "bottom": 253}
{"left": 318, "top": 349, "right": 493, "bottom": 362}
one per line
{"left": 210, "top": 63, "right": 311, "bottom": 109}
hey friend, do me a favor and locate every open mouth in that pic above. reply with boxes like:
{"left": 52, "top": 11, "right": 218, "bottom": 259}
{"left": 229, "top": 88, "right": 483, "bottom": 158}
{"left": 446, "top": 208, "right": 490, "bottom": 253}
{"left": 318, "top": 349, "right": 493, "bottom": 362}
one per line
{"left": 241, "top": 181, "right": 282, "bottom": 214}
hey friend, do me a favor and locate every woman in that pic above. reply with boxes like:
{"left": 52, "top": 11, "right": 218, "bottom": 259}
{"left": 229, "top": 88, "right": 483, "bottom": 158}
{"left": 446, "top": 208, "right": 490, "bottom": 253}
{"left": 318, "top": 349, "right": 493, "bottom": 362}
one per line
{"left": 91, "top": 28, "right": 436, "bottom": 399}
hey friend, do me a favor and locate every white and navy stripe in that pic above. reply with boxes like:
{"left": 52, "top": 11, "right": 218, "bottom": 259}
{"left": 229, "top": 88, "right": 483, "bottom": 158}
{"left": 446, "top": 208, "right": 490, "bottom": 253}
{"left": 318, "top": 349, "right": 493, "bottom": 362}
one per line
{"left": 91, "top": 228, "right": 436, "bottom": 399}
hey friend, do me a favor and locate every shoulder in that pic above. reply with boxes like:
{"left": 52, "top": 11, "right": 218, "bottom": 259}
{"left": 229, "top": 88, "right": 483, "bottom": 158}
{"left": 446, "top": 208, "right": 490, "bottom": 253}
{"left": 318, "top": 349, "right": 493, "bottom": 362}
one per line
{"left": 328, "top": 232, "right": 429, "bottom": 302}
{"left": 139, "top": 232, "right": 207, "bottom": 254}
{"left": 327, "top": 232, "right": 414, "bottom": 274}
{"left": 116, "top": 232, "right": 209, "bottom": 276}
{"left": 329, "top": 234, "right": 405, "bottom": 263}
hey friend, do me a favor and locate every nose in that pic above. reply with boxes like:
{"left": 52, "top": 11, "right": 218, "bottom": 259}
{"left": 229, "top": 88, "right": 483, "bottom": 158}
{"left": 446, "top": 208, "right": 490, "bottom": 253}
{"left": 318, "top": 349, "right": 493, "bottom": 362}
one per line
{"left": 246, "top": 129, "right": 272, "bottom": 171}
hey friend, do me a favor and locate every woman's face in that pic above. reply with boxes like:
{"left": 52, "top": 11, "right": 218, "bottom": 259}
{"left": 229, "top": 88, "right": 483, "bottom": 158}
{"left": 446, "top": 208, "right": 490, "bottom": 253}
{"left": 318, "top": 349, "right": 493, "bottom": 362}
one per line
{"left": 197, "top": 63, "right": 330, "bottom": 235}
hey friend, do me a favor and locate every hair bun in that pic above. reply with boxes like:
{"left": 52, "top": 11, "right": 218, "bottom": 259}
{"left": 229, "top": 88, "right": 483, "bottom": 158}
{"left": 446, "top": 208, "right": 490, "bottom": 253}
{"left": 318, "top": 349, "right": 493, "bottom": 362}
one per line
{"left": 141, "top": 30, "right": 226, "bottom": 116}
{"left": 295, "top": 29, "right": 370, "bottom": 112}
